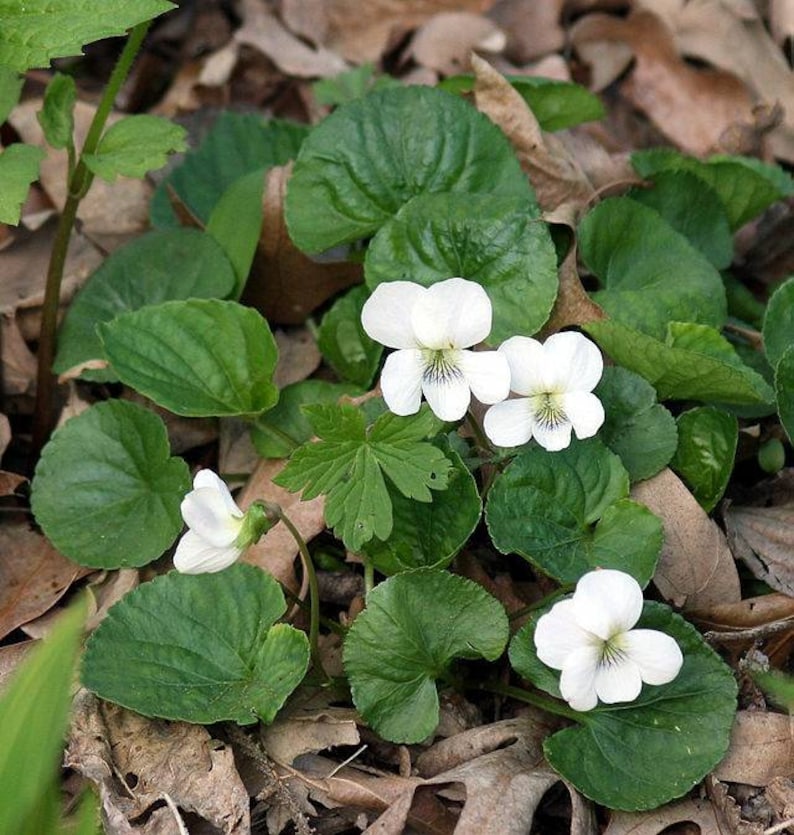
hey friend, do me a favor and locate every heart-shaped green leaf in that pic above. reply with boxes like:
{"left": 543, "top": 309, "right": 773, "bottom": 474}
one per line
{"left": 285, "top": 85, "right": 532, "bottom": 253}
{"left": 100, "top": 299, "right": 279, "bottom": 417}
{"left": 344, "top": 569, "right": 508, "bottom": 743}
{"left": 776, "top": 345, "right": 794, "bottom": 445}
{"left": 54, "top": 228, "right": 236, "bottom": 383}
{"left": 31, "top": 400, "right": 189, "bottom": 568}
{"left": 579, "top": 198, "right": 726, "bottom": 339}
{"left": 763, "top": 276, "right": 794, "bottom": 370}
{"left": 82, "top": 565, "right": 310, "bottom": 724}
{"left": 509, "top": 602, "right": 737, "bottom": 811}
{"left": 485, "top": 439, "right": 662, "bottom": 585}
{"left": 365, "top": 193, "right": 557, "bottom": 343}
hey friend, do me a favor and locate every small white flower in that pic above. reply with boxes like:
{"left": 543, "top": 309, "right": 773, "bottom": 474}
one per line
{"left": 534, "top": 569, "right": 683, "bottom": 712}
{"left": 173, "top": 469, "right": 245, "bottom": 574}
{"left": 483, "top": 331, "right": 605, "bottom": 451}
{"left": 361, "top": 278, "right": 511, "bottom": 422}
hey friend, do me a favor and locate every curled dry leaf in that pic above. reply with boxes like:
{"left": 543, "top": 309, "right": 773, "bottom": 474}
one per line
{"left": 0, "top": 412, "right": 10, "bottom": 458}
{"left": 488, "top": 0, "right": 566, "bottom": 63}
{"left": 541, "top": 239, "right": 605, "bottom": 336}
{"left": 373, "top": 719, "right": 595, "bottom": 835}
{"left": 0, "top": 641, "right": 34, "bottom": 690}
{"left": 282, "top": 0, "right": 497, "bottom": 64}
{"left": 261, "top": 706, "right": 360, "bottom": 767}
{"left": 630, "top": 468, "right": 741, "bottom": 610}
{"left": 67, "top": 692, "right": 250, "bottom": 834}
{"left": 235, "top": 0, "right": 348, "bottom": 78}
{"left": 405, "top": 13, "right": 505, "bottom": 75}
{"left": 724, "top": 487, "right": 794, "bottom": 597}
{"left": 604, "top": 792, "right": 762, "bottom": 835}
{"left": 570, "top": 10, "right": 755, "bottom": 156}
{"left": 242, "top": 164, "right": 362, "bottom": 325}
{"left": 713, "top": 710, "right": 794, "bottom": 787}
{"left": 0, "top": 519, "right": 84, "bottom": 641}
{"left": 471, "top": 55, "right": 595, "bottom": 214}
{"left": 705, "top": 775, "right": 766, "bottom": 835}
{"left": 642, "top": 0, "right": 794, "bottom": 163}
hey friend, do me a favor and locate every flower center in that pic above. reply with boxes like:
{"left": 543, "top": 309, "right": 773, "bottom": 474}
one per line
{"left": 421, "top": 348, "right": 463, "bottom": 385}
{"left": 598, "top": 633, "right": 629, "bottom": 668}
{"left": 530, "top": 392, "right": 567, "bottom": 430}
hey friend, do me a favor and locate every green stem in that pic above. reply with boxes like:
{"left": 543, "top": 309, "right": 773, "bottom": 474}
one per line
{"left": 465, "top": 409, "right": 493, "bottom": 457}
{"left": 277, "top": 508, "right": 327, "bottom": 679}
{"left": 509, "top": 586, "right": 572, "bottom": 621}
{"left": 363, "top": 558, "right": 375, "bottom": 597}
{"left": 31, "top": 22, "right": 151, "bottom": 461}
{"left": 477, "top": 680, "right": 581, "bottom": 722}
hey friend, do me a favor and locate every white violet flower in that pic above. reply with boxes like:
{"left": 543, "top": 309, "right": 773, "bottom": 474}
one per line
{"left": 534, "top": 569, "right": 684, "bottom": 712}
{"left": 483, "top": 331, "right": 605, "bottom": 451}
{"left": 360, "top": 278, "right": 511, "bottom": 422}
{"left": 173, "top": 469, "right": 246, "bottom": 574}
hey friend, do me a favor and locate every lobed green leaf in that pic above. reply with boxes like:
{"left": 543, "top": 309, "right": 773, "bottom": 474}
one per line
{"left": 0, "top": 143, "right": 45, "bottom": 225}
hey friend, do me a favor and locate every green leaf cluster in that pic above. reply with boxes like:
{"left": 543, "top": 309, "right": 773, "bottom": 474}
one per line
{"left": 274, "top": 404, "right": 452, "bottom": 551}
{"left": 763, "top": 277, "right": 794, "bottom": 444}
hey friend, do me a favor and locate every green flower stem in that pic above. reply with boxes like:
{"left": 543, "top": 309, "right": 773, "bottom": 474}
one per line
{"left": 478, "top": 680, "right": 581, "bottom": 722}
{"left": 31, "top": 21, "right": 151, "bottom": 462}
{"left": 363, "top": 557, "right": 375, "bottom": 597}
{"left": 276, "top": 508, "right": 326, "bottom": 679}
{"left": 508, "top": 586, "right": 572, "bottom": 622}
{"left": 465, "top": 409, "right": 493, "bottom": 457}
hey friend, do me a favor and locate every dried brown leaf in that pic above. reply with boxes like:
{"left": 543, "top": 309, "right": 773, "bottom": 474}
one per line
{"left": 0, "top": 412, "right": 10, "bottom": 458}
{"left": 541, "top": 244, "right": 605, "bottom": 335}
{"left": 471, "top": 55, "right": 595, "bottom": 214}
{"left": 771, "top": 0, "right": 794, "bottom": 44}
{"left": 725, "top": 498, "right": 794, "bottom": 597}
{"left": 705, "top": 775, "right": 766, "bottom": 835}
{"left": 630, "top": 468, "right": 741, "bottom": 610}
{"left": 0, "top": 640, "right": 33, "bottom": 690}
{"left": 571, "top": 10, "right": 755, "bottom": 156}
{"left": 0, "top": 520, "right": 83, "bottom": 641}
{"left": 1, "top": 311, "right": 38, "bottom": 397}
{"left": 301, "top": 0, "right": 498, "bottom": 64}
{"left": 67, "top": 692, "right": 250, "bottom": 834}
{"left": 605, "top": 793, "right": 761, "bottom": 835}
{"left": 261, "top": 706, "right": 360, "bottom": 766}
{"left": 488, "top": 0, "right": 566, "bottom": 63}
{"left": 243, "top": 164, "right": 362, "bottom": 325}
{"left": 236, "top": 0, "right": 348, "bottom": 78}
{"left": 376, "top": 719, "right": 595, "bottom": 834}
{"left": 405, "top": 13, "right": 505, "bottom": 75}
{"left": 714, "top": 710, "right": 794, "bottom": 786}
{"left": 691, "top": 593, "right": 794, "bottom": 632}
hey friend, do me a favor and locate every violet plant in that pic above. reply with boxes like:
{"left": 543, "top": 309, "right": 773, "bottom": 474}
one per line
{"left": 13, "top": 26, "right": 794, "bottom": 814}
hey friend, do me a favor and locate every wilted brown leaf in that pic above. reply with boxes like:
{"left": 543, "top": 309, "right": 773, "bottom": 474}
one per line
{"left": 541, "top": 243, "right": 605, "bottom": 335}
{"left": 631, "top": 468, "right": 741, "bottom": 610}
{"left": 725, "top": 498, "right": 794, "bottom": 597}
{"left": 488, "top": 0, "right": 566, "bottom": 63}
{"left": 261, "top": 705, "right": 360, "bottom": 766}
{"left": 705, "top": 775, "right": 767, "bottom": 835}
{"left": 373, "top": 719, "right": 596, "bottom": 834}
{"left": 405, "top": 13, "right": 505, "bottom": 75}
{"left": 643, "top": 0, "right": 794, "bottom": 162}
{"left": 243, "top": 164, "right": 362, "bottom": 325}
{"left": 714, "top": 710, "right": 794, "bottom": 786}
{"left": 604, "top": 791, "right": 762, "bottom": 835}
{"left": 0, "top": 641, "right": 34, "bottom": 690}
{"left": 571, "top": 10, "right": 755, "bottom": 156}
{"left": 67, "top": 692, "right": 250, "bottom": 835}
{"left": 282, "top": 0, "right": 497, "bottom": 64}
{"left": 235, "top": 0, "right": 348, "bottom": 78}
{"left": 0, "top": 520, "right": 83, "bottom": 640}
{"left": 471, "top": 55, "right": 595, "bottom": 214}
